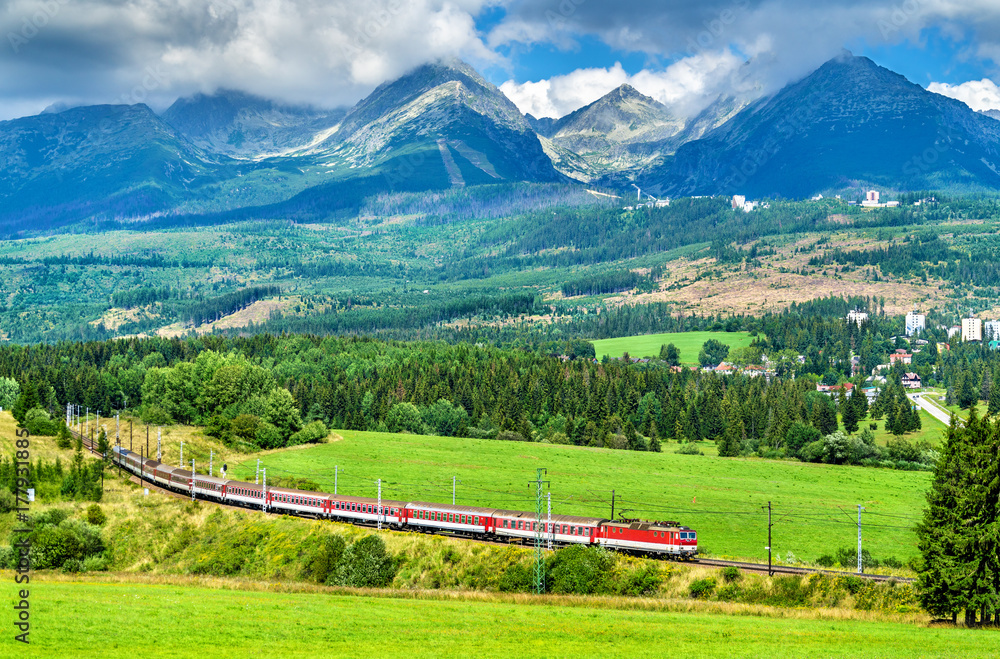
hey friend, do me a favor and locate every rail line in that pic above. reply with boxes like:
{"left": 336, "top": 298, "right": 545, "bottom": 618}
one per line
{"left": 695, "top": 558, "right": 914, "bottom": 584}
{"left": 71, "top": 426, "right": 914, "bottom": 583}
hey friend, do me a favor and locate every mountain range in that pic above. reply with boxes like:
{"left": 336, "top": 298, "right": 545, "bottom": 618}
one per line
{"left": 2, "top": 52, "right": 1000, "bottom": 233}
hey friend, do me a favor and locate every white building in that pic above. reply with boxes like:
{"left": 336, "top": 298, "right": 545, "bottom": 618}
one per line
{"left": 986, "top": 320, "right": 1000, "bottom": 342}
{"left": 847, "top": 309, "right": 869, "bottom": 327}
{"left": 962, "top": 317, "right": 983, "bottom": 342}
{"left": 861, "top": 190, "right": 880, "bottom": 207}
{"left": 905, "top": 311, "right": 926, "bottom": 337}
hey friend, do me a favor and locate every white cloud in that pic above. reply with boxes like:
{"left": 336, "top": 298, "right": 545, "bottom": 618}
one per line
{"left": 500, "top": 50, "right": 747, "bottom": 119}
{"left": 0, "top": 0, "right": 499, "bottom": 119}
{"left": 928, "top": 78, "right": 1000, "bottom": 111}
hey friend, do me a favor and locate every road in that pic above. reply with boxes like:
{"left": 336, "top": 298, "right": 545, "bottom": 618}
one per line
{"left": 907, "top": 392, "right": 959, "bottom": 427}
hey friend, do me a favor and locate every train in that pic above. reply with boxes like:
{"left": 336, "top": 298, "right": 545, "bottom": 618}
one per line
{"left": 111, "top": 446, "right": 698, "bottom": 558}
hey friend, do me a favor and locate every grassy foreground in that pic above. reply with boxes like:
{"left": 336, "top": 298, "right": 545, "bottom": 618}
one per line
{"left": 5, "top": 577, "right": 997, "bottom": 658}
{"left": 590, "top": 330, "right": 756, "bottom": 362}
{"left": 232, "top": 429, "right": 930, "bottom": 565}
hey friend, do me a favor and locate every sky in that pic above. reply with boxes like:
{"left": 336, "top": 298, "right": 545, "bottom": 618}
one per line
{"left": 2, "top": 0, "right": 1000, "bottom": 122}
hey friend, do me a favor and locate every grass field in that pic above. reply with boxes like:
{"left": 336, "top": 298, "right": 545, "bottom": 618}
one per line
{"left": 8, "top": 577, "right": 997, "bottom": 658}
{"left": 590, "top": 331, "right": 756, "bottom": 362}
{"left": 232, "top": 430, "right": 930, "bottom": 565}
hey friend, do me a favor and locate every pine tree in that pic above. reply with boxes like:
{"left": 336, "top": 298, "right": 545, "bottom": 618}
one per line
{"left": 842, "top": 394, "right": 860, "bottom": 434}
{"left": 989, "top": 375, "right": 1000, "bottom": 417}
{"left": 917, "top": 409, "right": 1000, "bottom": 626}
{"left": 648, "top": 421, "right": 662, "bottom": 453}
{"left": 97, "top": 428, "right": 109, "bottom": 461}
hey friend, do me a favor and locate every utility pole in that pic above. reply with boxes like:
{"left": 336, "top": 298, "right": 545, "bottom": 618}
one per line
{"left": 610, "top": 489, "right": 615, "bottom": 521}
{"left": 857, "top": 504, "right": 866, "bottom": 574}
{"left": 262, "top": 469, "right": 267, "bottom": 512}
{"left": 129, "top": 419, "right": 133, "bottom": 451}
{"left": 157, "top": 427, "right": 161, "bottom": 461}
{"left": 453, "top": 476, "right": 456, "bottom": 505}
{"left": 531, "top": 468, "right": 550, "bottom": 594}
{"left": 191, "top": 459, "right": 196, "bottom": 501}
{"left": 256, "top": 459, "right": 261, "bottom": 485}
{"left": 763, "top": 501, "right": 773, "bottom": 576}
{"left": 115, "top": 413, "right": 119, "bottom": 445}
{"left": 209, "top": 450, "right": 213, "bottom": 478}
{"left": 377, "top": 479, "right": 382, "bottom": 530}
{"left": 547, "top": 492, "right": 552, "bottom": 551}
{"left": 180, "top": 440, "right": 184, "bottom": 468}
{"left": 334, "top": 465, "right": 338, "bottom": 495}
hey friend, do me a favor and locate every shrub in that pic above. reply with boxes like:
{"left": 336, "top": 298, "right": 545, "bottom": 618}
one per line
{"left": 616, "top": 564, "right": 664, "bottom": 596}
{"left": 331, "top": 535, "right": 398, "bottom": 588}
{"left": 721, "top": 566, "right": 742, "bottom": 583}
{"left": 61, "top": 558, "right": 84, "bottom": 574}
{"left": 689, "top": 577, "right": 716, "bottom": 599}
{"left": 140, "top": 404, "right": 173, "bottom": 425}
{"left": 288, "top": 421, "right": 329, "bottom": 446}
{"left": 815, "top": 555, "right": 835, "bottom": 568}
{"left": 24, "top": 407, "right": 58, "bottom": 436}
{"left": 0, "top": 488, "right": 15, "bottom": 514}
{"left": 497, "top": 562, "right": 533, "bottom": 592}
{"left": 676, "top": 442, "right": 703, "bottom": 455}
{"left": 85, "top": 505, "right": 106, "bottom": 526}
{"left": 26, "top": 517, "right": 105, "bottom": 570}
{"left": 308, "top": 535, "right": 346, "bottom": 585}
{"left": 840, "top": 576, "right": 864, "bottom": 595}
{"left": 496, "top": 430, "right": 528, "bottom": 442}
{"left": 254, "top": 421, "right": 284, "bottom": 449}
{"left": 386, "top": 403, "right": 425, "bottom": 435}
{"left": 717, "top": 583, "right": 742, "bottom": 601}
{"left": 82, "top": 555, "right": 109, "bottom": 572}
{"left": 834, "top": 546, "right": 878, "bottom": 570}
{"left": 547, "top": 545, "right": 615, "bottom": 595}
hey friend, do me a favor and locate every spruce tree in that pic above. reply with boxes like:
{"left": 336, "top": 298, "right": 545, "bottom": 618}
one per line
{"left": 842, "top": 395, "right": 860, "bottom": 434}
{"left": 988, "top": 378, "right": 1000, "bottom": 417}
{"left": 648, "top": 422, "right": 662, "bottom": 453}
{"left": 917, "top": 409, "right": 1000, "bottom": 626}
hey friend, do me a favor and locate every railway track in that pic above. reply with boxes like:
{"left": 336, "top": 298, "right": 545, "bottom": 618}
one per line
{"left": 71, "top": 426, "right": 914, "bottom": 584}
{"left": 695, "top": 558, "right": 914, "bottom": 584}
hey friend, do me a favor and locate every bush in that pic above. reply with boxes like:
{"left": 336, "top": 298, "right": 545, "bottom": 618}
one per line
{"left": 815, "top": 555, "right": 835, "bottom": 568}
{"left": 24, "top": 407, "right": 58, "bottom": 436}
{"left": 308, "top": 535, "right": 346, "bottom": 584}
{"left": 834, "top": 546, "right": 878, "bottom": 570}
{"left": 385, "top": 403, "right": 425, "bottom": 435}
{"left": 547, "top": 545, "right": 615, "bottom": 595}
{"left": 82, "top": 555, "right": 108, "bottom": 572}
{"left": 331, "top": 535, "right": 398, "bottom": 588}
{"left": 85, "top": 505, "right": 107, "bottom": 526}
{"left": 0, "top": 488, "right": 15, "bottom": 514}
{"left": 497, "top": 562, "right": 533, "bottom": 592}
{"left": 61, "top": 558, "right": 84, "bottom": 574}
{"left": 676, "top": 442, "right": 703, "bottom": 455}
{"left": 689, "top": 577, "right": 716, "bottom": 599}
{"left": 496, "top": 430, "right": 528, "bottom": 442}
{"left": 254, "top": 421, "right": 284, "bottom": 449}
{"left": 139, "top": 404, "right": 173, "bottom": 425}
{"left": 721, "top": 566, "right": 742, "bottom": 583}
{"left": 288, "top": 421, "right": 329, "bottom": 446}
{"left": 25, "top": 517, "right": 105, "bottom": 571}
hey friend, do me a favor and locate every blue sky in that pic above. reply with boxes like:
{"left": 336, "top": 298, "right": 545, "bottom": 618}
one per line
{"left": 2, "top": 0, "right": 1000, "bottom": 121}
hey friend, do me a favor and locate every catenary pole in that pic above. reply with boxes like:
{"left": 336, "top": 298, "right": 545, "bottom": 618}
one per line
{"left": 857, "top": 504, "right": 866, "bottom": 574}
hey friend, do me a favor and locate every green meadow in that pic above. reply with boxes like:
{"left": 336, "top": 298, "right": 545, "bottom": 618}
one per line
{"left": 8, "top": 579, "right": 996, "bottom": 658}
{"left": 590, "top": 331, "right": 756, "bottom": 362}
{"left": 233, "top": 430, "right": 930, "bottom": 564}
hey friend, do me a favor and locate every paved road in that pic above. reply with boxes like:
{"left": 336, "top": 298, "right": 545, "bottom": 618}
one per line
{"left": 908, "top": 392, "right": 958, "bottom": 426}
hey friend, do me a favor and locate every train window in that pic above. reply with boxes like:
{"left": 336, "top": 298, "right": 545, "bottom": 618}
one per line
{"left": 474, "top": 516, "right": 479, "bottom": 525}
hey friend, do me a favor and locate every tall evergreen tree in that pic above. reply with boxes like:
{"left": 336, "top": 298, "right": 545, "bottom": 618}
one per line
{"left": 917, "top": 409, "right": 1000, "bottom": 626}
